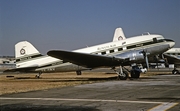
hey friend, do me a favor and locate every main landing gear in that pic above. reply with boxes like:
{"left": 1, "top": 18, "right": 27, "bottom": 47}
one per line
{"left": 130, "top": 65, "right": 147, "bottom": 79}
{"left": 172, "top": 67, "right": 180, "bottom": 75}
{"left": 113, "top": 65, "right": 146, "bottom": 80}
{"left": 35, "top": 72, "right": 42, "bottom": 78}
{"left": 130, "top": 66, "right": 141, "bottom": 78}
{"left": 76, "top": 70, "right": 82, "bottom": 75}
{"left": 113, "top": 66, "right": 129, "bottom": 80}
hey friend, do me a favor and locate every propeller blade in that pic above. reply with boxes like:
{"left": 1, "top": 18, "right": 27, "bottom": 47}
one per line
{"left": 140, "top": 50, "right": 150, "bottom": 70}
{"left": 155, "top": 55, "right": 159, "bottom": 69}
{"left": 145, "top": 54, "right": 149, "bottom": 70}
{"left": 161, "top": 54, "right": 169, "bottom": 67}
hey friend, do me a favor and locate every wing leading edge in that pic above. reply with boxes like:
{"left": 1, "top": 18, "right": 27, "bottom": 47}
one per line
{"left": 47, "top": 50, "right": 127, "bottom": 68}
{"left": 163, "top": 53, "right": 180, "bottom": 64}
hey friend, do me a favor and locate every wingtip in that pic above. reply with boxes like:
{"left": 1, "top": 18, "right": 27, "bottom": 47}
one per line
{"left": 47, "top": 50, "right": 56, "bottom": 56}
{"left": 47, "top": 50, "right": 52, "bottom": 55}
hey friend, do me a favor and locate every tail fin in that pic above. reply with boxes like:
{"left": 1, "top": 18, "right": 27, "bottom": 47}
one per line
{"left": 15, "top": 41, "right": 42, "bottom": 68}
{"left": 112, "top": 28, "right": 126, "bottom": 42}
{"left": 15, "top": 41, "right": 40, "bottom": 59}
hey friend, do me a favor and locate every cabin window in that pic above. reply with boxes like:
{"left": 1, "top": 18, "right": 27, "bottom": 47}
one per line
{"left": 127, "top": 45, "right": 136, "bottom": 49}
{"left": 110, "top": 50, "right": 114, "bottom": 53}
{"left": 157, "top": 39, "right": 165, "bottom": 42}
{"left": 118, "top": 48, "right": 123, "bottom": 51}
{"left": 136, "top": 44, "right": 143, "bottom": 47}
{"left": 101, "top": 52, "right": 106, "bottom": 55}
{"left": 143, "top": 41, "right": 153, "bottom": 46}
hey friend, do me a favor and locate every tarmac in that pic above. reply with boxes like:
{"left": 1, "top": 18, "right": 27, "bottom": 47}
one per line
{"left": 0, "top": 72, "right": 180, "bottom": 111}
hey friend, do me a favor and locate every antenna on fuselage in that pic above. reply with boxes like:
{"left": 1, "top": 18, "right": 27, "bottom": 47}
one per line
{"left": 142, "top": 32, "right": 150, "bottom": 36}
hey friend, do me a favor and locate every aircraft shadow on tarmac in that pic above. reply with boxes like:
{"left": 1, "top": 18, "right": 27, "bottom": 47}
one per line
{"left": 10, "top": 76, "right": 160, "bottom": 81}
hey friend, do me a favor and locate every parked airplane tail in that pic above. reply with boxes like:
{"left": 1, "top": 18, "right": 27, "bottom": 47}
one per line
{"left": 4, "top": 41, "right": 43, "bottom": 71}
{"left": 112, "top": 28, "right": 126, "bottom": 42}
{"left": 15, "top": 41, "right": 40, "bottom": 59}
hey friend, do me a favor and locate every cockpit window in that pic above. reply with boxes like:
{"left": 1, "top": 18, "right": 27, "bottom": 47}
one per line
{"left": 153, "top": 38, "right": 167, "bottom": 43}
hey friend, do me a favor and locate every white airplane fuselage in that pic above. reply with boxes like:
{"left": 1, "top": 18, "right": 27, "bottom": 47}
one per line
{"left": 16, "top": 34, "right": 174, "bottom": 73}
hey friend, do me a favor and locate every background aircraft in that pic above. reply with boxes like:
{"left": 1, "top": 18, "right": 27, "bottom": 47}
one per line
{"left": 163, "top": 48, "right": 180, "bottom": 74}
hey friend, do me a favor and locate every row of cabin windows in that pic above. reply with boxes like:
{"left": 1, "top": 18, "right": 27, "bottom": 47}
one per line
{"left": 124, "top": 38, "right": 165, "bottom": 50}
{"left": 97, "top": 40, "right": 155, "bottom": 55}
{"left": 95, "top": 38, "right": 164, "bottom": 55}
{"left": 166, "top": 53, "right": 180, "bottom": 56}
{"left": 126, "top": 40, "right": 161, "bottom": 49}
{"left": 95, "top": 48, "right": 123, "bottom": 55}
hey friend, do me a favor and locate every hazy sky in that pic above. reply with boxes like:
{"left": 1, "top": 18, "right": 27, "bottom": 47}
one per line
{"left": 0, "top": 0, "right": 180, "bottom": 56}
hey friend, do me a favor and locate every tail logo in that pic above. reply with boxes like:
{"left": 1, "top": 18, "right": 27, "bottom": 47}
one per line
{"left": 20, "top": 48, "right": 26, "bottom": 55}
{"left": 118, "top": 36, "right": 123, "bottom": 41}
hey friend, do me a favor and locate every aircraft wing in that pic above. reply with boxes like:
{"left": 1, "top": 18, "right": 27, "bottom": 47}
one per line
{"left": 163, "top": 53, "right": 180, "bottom": 64}
{"left": 47, "top": 50, "right": 128, "bottom": 68}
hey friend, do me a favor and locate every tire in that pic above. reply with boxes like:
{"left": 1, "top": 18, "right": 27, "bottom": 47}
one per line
{"left": 76, "top": 71, "right": 82, "bottom": 75}
{"left": 172, "top": 70, "right": 179, "bottom": 75}
{"left": 131, "top": 70, "right": 140, "bottom": 78}
{"left": 119, "top": 71, "right": 128, "bottom": 80}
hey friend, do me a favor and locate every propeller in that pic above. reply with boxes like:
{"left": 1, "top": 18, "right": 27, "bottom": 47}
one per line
{"left": 153, "top": 54, "right": 169, "bottom": 68}
{"left": 154, "top": 55, "right": 159, "bottom": 69}
{"left": 161, "top": 54, "right": 169, "bottom": 67}
{"left": 140, "top": 50, "right": 150, "bottom": 70}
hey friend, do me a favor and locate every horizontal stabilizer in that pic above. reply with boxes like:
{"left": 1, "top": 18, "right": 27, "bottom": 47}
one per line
{"left": 3, "top": 65, "right": 38, "bottom": 73}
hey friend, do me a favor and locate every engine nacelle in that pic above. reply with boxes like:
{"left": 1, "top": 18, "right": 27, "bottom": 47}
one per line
{"left": 115, "top": 50, "right": 144, "bottom": 61}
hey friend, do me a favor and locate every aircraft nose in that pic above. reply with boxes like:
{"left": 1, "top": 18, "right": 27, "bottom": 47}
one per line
{"left": 169, "top": 40, "right": 175, "bottom": 47}
{"left": 168, "top": 39, "right": 175, "bottom": 48}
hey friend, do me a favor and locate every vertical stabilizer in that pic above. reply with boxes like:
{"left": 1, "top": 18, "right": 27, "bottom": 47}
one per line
{"left": 15, "top": 41, "right": 40, "bottom": 59}
{"left": 112, "top": 28, "right": 126, "bottom": 42}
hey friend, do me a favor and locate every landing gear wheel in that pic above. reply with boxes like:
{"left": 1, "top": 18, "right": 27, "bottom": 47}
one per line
{"left": 35, "top": 72, "right": 42, "bottom": 78}
{"left": 130, "top": 70, "right": 140, "bottom": 78}
{"left": 35, "top": 75, "right": 40, "bottom": 78}
{"left": 172, "top": 70, "right": 179, "bottom": 75}
{"left": 76, "top": 70, "right": 82, "bottom": 75}
{"left": 118, "top": 71, "right": 128, "bottom": 80}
